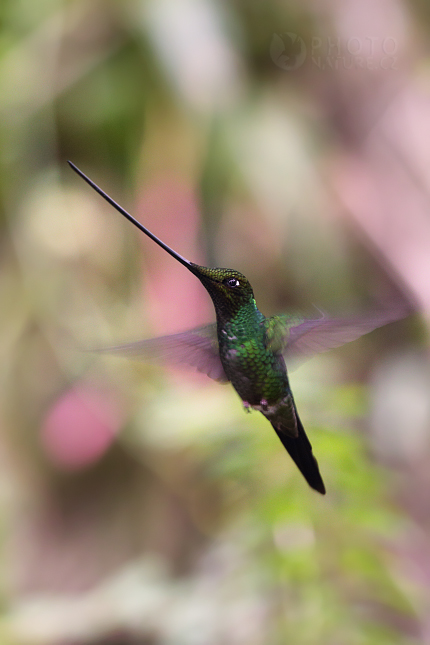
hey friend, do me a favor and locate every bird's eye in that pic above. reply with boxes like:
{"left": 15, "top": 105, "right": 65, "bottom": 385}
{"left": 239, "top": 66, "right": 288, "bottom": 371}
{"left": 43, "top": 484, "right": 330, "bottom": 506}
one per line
{"left": 225, "top": 277, "right": 240, "bottom": 288}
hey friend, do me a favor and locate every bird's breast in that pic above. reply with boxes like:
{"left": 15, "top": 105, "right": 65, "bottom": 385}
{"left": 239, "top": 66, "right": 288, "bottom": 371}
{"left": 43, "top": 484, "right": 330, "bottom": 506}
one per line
{"left": 219, "top": 332, "right": 289, "bottom": 405}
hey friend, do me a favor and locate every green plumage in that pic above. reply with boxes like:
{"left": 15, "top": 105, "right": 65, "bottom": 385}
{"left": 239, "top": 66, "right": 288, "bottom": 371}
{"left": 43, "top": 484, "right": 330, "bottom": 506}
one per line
{"left": 193, "top": 266, "right": 293, "bottom": 408}
{"left": 187, "top": 265, "right": 325, "bottom": 493}
{"left": 70, "top": 161, "right": 412, "bottom": 496}
{"left": 218, "top": 299, "right": 288, "bottom": 406}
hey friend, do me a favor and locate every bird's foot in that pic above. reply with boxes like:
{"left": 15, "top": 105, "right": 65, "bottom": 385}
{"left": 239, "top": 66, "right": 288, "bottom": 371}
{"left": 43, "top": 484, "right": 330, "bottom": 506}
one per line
{"left": 243, "top": 401, "right": 251, "bottom": 414}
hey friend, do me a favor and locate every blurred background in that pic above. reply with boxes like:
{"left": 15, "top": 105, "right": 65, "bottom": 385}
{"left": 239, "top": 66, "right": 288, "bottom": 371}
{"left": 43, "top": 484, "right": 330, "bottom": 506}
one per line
{"left": 0, "top": 0, "right": 429, "bottom": 643}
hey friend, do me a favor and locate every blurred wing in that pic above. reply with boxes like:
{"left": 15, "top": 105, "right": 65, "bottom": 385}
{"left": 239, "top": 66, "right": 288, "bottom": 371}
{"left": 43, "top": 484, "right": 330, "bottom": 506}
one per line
{"left": 283, "top": 305, "right": 412, "bottom": 367}
{"left": 95, "top": 323, "right": 228, "bottom": 382}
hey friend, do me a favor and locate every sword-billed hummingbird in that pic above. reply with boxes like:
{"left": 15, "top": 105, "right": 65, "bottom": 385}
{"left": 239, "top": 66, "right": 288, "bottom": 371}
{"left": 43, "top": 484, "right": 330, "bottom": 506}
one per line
{"left": 69, "top": 161, "right": 411, "bottom": 495}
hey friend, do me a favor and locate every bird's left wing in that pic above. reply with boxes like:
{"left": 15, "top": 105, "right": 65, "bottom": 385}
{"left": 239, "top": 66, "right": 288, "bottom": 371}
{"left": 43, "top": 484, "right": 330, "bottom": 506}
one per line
{"left": 94, "top": 323, "right": 229, "bottom": 382}
{"left": 266, "top": 304, "right": 412, "bottom": 367}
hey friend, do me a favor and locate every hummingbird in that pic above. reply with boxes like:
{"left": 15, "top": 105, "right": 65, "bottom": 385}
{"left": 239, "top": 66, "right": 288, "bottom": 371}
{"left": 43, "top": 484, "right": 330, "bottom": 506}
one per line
{"left": 69, "top": 161, "right": 411, "bottom": 495}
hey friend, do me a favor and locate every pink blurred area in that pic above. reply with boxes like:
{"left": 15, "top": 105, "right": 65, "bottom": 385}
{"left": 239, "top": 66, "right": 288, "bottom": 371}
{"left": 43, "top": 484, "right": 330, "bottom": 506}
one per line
{"left": 41, "top": 385, "right": 124, "bottom": 470}
{"left": 310, "top": 0, "right": 430, "bottom": 316}
{"left": 323, "top": 60, "right": 430, "bottom": 315}
{"left": 136, "top": 176, "right": 212, "bottom": 334}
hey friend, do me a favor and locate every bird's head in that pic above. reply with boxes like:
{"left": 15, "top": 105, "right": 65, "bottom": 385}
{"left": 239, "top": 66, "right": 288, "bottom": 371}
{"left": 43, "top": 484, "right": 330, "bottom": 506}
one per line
{"left": 189, "top": 264, "right": 255, "bottom": 316}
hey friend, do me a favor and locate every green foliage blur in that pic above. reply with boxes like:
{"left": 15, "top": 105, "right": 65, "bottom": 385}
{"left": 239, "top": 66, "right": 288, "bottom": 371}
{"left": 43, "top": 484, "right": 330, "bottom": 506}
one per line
{"left": 0, "top": 0, "right": 428, "bottom": 644}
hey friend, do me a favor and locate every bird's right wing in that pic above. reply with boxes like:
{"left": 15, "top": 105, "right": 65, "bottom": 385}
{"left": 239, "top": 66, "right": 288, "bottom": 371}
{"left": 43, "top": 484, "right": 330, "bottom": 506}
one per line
{"left": 94, "top": 323, "right": 229, "bottom": 382}
{"left": 282, "top": 304, "right": 412, "bottom": 367}
{"left": 263, "top": 303, "right": 412, "bottom": 368}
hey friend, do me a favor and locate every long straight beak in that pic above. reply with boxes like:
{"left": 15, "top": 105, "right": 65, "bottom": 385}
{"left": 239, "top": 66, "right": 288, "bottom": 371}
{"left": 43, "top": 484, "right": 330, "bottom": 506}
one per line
{"left": 68, "top": 161, "right": 196, "bottom": 272}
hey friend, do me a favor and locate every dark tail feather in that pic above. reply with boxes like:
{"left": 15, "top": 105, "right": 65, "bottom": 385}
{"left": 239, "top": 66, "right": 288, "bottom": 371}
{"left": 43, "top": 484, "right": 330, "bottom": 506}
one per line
{"left": 271, "top": 413, "right": 326, "bottom": 494}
